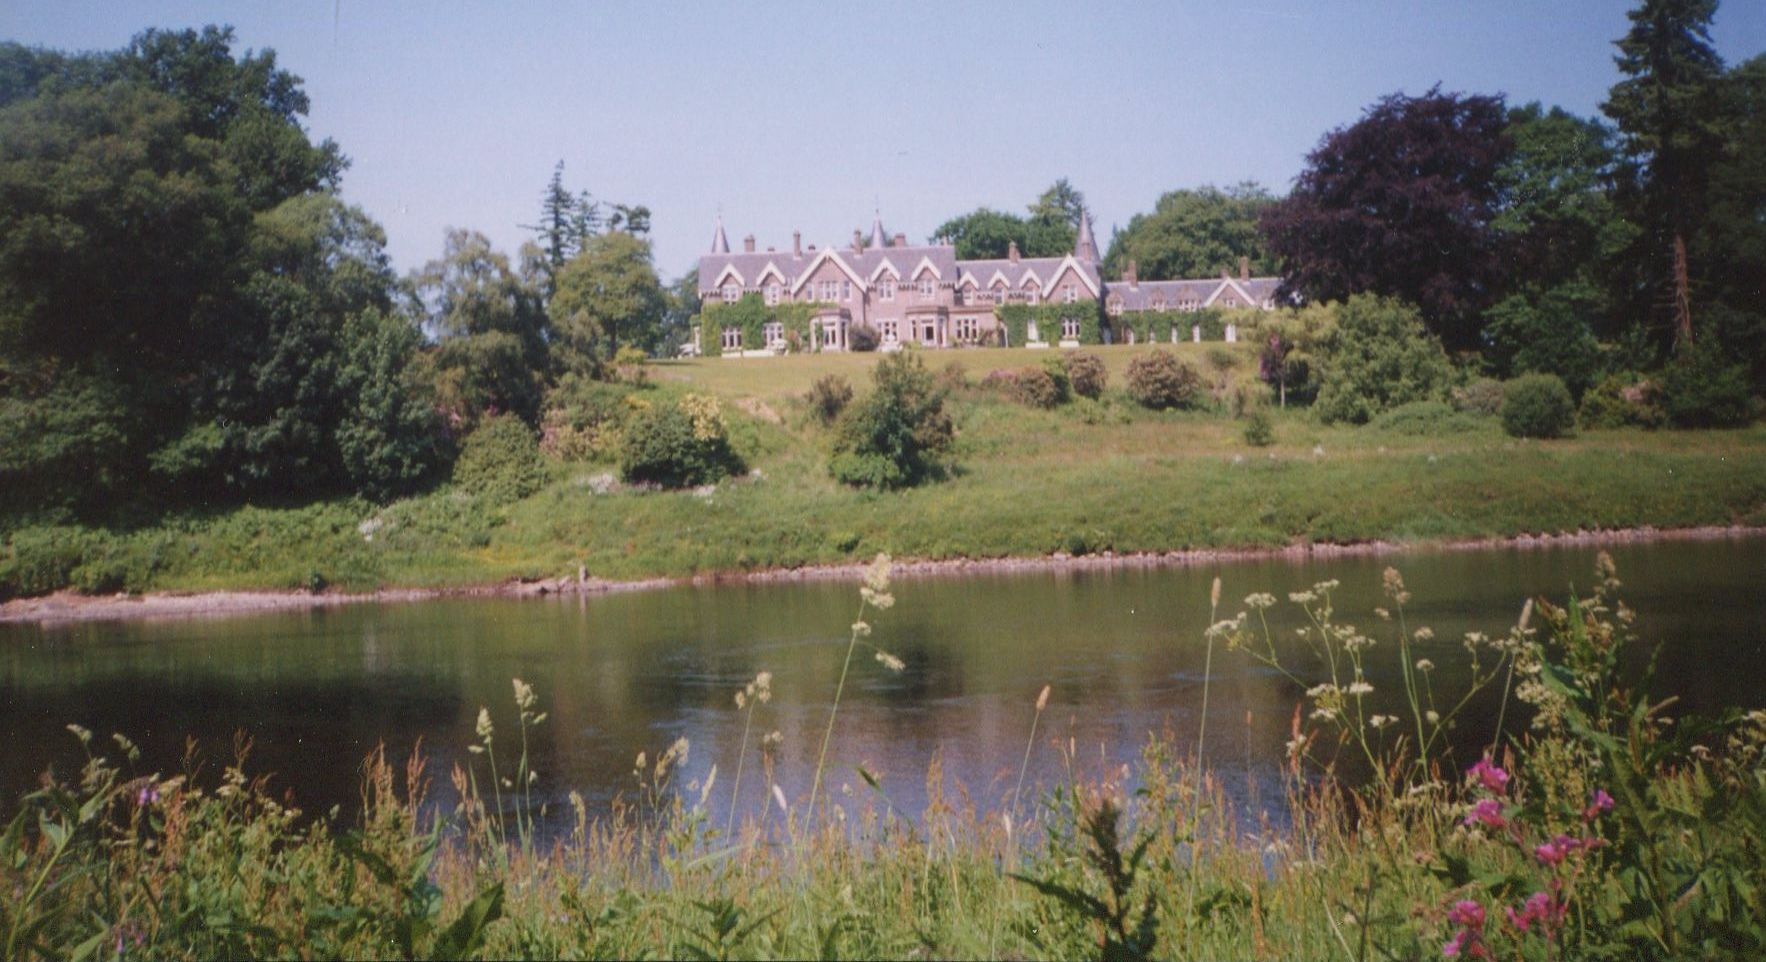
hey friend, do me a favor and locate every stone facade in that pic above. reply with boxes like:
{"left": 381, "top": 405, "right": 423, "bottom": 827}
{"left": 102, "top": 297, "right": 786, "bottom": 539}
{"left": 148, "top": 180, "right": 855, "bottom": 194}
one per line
{"left": 697, "top": 211, "right": 1281, "bottom": 354}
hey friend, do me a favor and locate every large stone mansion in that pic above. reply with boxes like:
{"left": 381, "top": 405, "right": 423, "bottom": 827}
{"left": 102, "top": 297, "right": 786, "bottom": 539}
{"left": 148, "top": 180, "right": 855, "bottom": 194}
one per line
{"left": 696, "top": 210, "right": 1280, "bottom": 354}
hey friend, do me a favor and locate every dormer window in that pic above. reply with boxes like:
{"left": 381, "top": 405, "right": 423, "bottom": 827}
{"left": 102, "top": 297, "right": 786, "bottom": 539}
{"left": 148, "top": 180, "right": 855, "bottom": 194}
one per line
{"left": 1106, "top": 298, "right": 1123, "bottom": 317}
{"left": 918, "top": 278, "right": 934, "bottom": 298}
{"left": 1063, "top": 285, "right": 1077, "bottom": 304}
{"left": 765, "top": 284, "right": 780, "bottom": 306}
{"left": 721, "top": 284, "right": 739, "bottom": 303}
{"left": 1023, "top": 282, "right": 1040, "bottom": 305}
{"left": 1151, "top": 297, "right": 1166, "bottom": 311}
{"left": 878, "top": 279, "right": 896, "bottom": 302}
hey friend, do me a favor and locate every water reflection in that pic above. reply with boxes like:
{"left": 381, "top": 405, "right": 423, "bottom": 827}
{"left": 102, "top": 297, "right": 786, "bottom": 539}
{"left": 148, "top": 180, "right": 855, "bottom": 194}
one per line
{"left": 2, "top": 537, "right": 1761, "bottom": 833}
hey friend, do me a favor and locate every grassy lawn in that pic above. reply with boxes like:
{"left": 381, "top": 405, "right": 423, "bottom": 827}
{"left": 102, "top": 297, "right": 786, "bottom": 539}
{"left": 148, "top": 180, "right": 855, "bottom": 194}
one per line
{"left": 7, "top": 344, "right": 1766, "bottom": 596}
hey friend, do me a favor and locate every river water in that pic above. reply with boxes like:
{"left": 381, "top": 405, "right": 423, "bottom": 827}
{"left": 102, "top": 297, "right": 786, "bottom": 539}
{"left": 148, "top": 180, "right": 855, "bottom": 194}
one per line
{"left": 3, "top": 537, "right": 1761, "bottom": 828}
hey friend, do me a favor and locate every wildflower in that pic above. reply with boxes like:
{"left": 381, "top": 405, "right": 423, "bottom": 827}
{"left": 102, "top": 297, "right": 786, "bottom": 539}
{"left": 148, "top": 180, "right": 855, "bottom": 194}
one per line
{"left": 1288, "top": 590, "right": 1317, "bottom": 604}
{"left": 735, "top": 690, "right": 747, "bottom": 710}
{"left": 66, "top": 724, "right": 93, "bottom": 745}
{"left": 1443, "top": 899, "right": 1489, "bottom": 959}
{"left": 861, "top": 553, "right": 894, "bottom": 609}
{"left": 1374, "top": 607, "right": 1391, "bottom": 621}
{"left": 1447, "top": 899, "right": 1485, "bottom": 928}
{"left": 761, "top": 730, "right": 783, "bottom": 751}
{"left": 753, "top": 671, "right": 772, "bottom": 703}
{"left": 1211, "top": 576, "right": 1222, "bottom": 609}
{"left": 513, "top": 678, "right": 536, "bottom": 712}
{"left": 1425, "top": 710, "right": 1441, "bottom": 724}
{"left": 1244, "top": 592, "right": 1276, "bottom": 610}
{"left": 875, "top": 650, "right": 906, "bottom": 672}
{"left": 1314, "top": 579, "right": 1341, "bottom": 593}
{"left": 1462, "top": 799, "right": 1506, "bottom": 830}
{"left": 1505, "top": 891, "right": 1565, "bottom": 935}
{"left": 1413, "top": 626, "right": 1434, "bottom": 642}
{"left": 475, "top": 707, "right": 494, "bottom": 742}
{"left": 1517, "top": 598, "right": 1533, "bottom": 632}
{"left": 1382, "top": 567, "right": 1411, "bottom": 605}
{"left": 1583, "top": 789, "right": 1614, "bottom": 821}
{"left": 1370, "top": 714, "right": 1397, "bottom": 729}
{"left": 1416, "top": 658, "right": 1435, "bottom": 672}
{"left": 135, "top": 785, "right": 160, "bottom": 807}
{"left": 1036, "top": 685, "right": 1051, "bottom": 712}
{"left": 1467, "top": 758, "right": 1509, "bottom": 795}
{"left": 1347, "top": 681, "right": 1374, "bottom": 696}
{"left": 852, "top": 620, "right": 872, "bottom": 637}
{"left": 1310, "top": 707, "right": 1339, "bottom": 722}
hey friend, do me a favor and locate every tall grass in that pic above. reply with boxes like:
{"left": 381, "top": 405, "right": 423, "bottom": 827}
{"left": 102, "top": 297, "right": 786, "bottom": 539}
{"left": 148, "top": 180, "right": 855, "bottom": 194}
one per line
{"left": 3, "top": 556, "right": 1763, "bottom": 960}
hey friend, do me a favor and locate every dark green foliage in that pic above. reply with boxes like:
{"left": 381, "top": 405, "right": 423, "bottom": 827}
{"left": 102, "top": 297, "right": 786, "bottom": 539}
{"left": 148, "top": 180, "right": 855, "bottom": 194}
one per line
{"left": 414, "top": 229, "right": 549, "bottom": 427}
{"left": 1482, "top": 284, "right": 1604, "bottom": 396}
{"left": 806, "top": 375, "right": 853, "bottom": 425}
{"left": 1578, "top": 373, "right": 1666, "bottom": 430}
{"left": 1242, "top": 410, "right": 1274, "bottom": 447}
{"left": 1659, "top": 339, "right": 1754, "bottom": 428}
{"left": 1124, "top": 351, "right": 1203, "bottom": 410}
{"left": 618, "top": 398, "right": 744, "bottom": 489}
{"left": 696, "top": 295, "right": 818, "bottom": 357}
{"left": 336, "top": 309, "right": 447, "bottom": 501}
{"left": 848, "top": 323, "right": 880, "bottom": 353}
{"left": 549, "top": 231, "right": 667, "bottom": 372}
{"left": 828, "top": 352, "right": 954, "bottom": 490}
{"left": 1013, "top": 799, "right": 1160, "bottom": 962}
{"left": 1313, "top": 295, "right": 1452, "bottom": 424}
{"left": 453, "top": 415, "right": 549, "bottom": 502}
{"left": 1040, "top": 357, "right": 1073, "bottom": 404}
{"left": 1450, "top": 377, "right": 1506, "bottom": 416}
{"left": 1063, "top": 351, "right": 1108, "bottom": 399}
{"left": 1500, "top": 373, "right": 1577, "bottom": 438}
{"left": 932, "top": 181, "right": 1083, "bottom": 260}
{"left": 996, "top": 304, "right": 1104, "bottom": 346}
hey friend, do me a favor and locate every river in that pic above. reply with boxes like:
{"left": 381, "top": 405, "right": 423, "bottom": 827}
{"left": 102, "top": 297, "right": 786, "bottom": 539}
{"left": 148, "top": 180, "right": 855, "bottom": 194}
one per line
{"left": 3, "top": 536, "right": 1761, "bottom": 829}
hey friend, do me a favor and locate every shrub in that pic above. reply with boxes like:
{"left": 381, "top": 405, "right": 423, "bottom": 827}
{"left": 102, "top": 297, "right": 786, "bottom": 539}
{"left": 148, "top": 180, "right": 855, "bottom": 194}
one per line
{"left": 1313, "top": 295, "right": 1451, "bottom": 424}
{"left": 1205, "top": 346, "right": 1238, "bottom": 372}
{"left": 936, "top": 361, "right": 970, "bottom": 393}
{"left": 1481, "top": 284, "right": 1602, "bottom": 396}
{"left": 1372, "top": 400, "right": 1486, "bottom": 436}
{"left": 806, "top": 375, "right": 854, "bottom": 425}
{"left": 1579, "top": 373, "right": 1665, "bottom": 430}
{"left": 1242, "top": 410, "right": 1274, "bottom": 447}
{"left": 1450, "top": 377, "right": 1505, "bottom": 416}
{"left": 979, "top": 368, "right": 1019, "bottom": 394}
{"left": 1500, "top": 373, "right": 1576, "bottom": 439}
{"left": 1125, "top": 350, "right": 1203, "bottom": 410}
{"left": 847, "top": 324, "right": 880, "bottom": 352}
{"left": 619, "top": 394, "right": 745, "bottom": 488}
{"left": 1659, "top": 340, "right": 1754, "bottom": 428}
{"left": 1062, "top": 351, "right": 1107, "bottom": 399}
{"left": 1040, "top": 356, "right": 1072, "bottom": 404}
{"left": 829, "top": 352, "right": 954, "bottom": 490}
{"left": 1009, "top": 366, "right": 1063, "bottom": 409}
{"left": 612, "top": 345, "right": 650, "bottom": 386}
{"left": 452, "top": 415, "right": 550, "bottom": 501}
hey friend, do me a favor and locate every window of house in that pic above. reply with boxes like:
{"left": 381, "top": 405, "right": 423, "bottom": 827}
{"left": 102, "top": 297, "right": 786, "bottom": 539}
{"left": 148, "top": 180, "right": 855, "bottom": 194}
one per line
{"left": 880, "top": 320, "right": 898, "bottom": 343}
{"left": 1023, "top": 283, "right": 1040, "bottom": 305}
{"left": 721, "top": 327, "right": 741, "bottom": 349}
{"left": 1027, "top": 320, "right": 1039, "bottom": 342}
{"left": 1063, "top": 285, "right": 1077, "bottom": 304}
{"left": 956, "top": 316, "right": 977, "bottom": 341}
{"left": 842, "top": 281, "right": 852, "bottom": 301}
{"left": 722, "top": 284, "right": 739, "bottom": 303}
{"left": 763, "top": 322, "right": 783, "bottom": 346}
{"left": 1062, "top": 318, "right": 1080, "bottom": 340}
{"left": 1106, "top": 298, "right": 1122, "bottom": 317}
{"left": 765, "top": 284, "right": 780, "bottom": 306}
{"left": 918, "top": 277, "right": 934, "bottom": 298}
{"left": 879, "top": 279, "right": 896, "bottom": 301}
{"left": 992, "top": 285, "right": 1005, "bottom": 305}
{"left": 1151, "top": 297, "right": 1165, "bottom": 311}
{"left": 817, "top": 280, "right": 837, "bottom": 301}
{"left": 822, "top": 323, "right": 840, "bottom": 347}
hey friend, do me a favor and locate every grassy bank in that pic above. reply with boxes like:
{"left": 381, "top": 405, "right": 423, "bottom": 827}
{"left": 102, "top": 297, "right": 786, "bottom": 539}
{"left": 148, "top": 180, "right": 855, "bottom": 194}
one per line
{"left": 5, "top": 564, "right": 1763, "bottom": 960}
{"left": 4, "top": 344, "right": 1765, "bottom": 599}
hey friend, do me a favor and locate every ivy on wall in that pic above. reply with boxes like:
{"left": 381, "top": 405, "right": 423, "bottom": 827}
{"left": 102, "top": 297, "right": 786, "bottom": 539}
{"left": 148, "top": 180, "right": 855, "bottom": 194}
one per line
{"left": 697, "top": 295, "right": 823, "bottom": 356}
{"left": 995, "top": 303, "right": 1104, "bottom": 346}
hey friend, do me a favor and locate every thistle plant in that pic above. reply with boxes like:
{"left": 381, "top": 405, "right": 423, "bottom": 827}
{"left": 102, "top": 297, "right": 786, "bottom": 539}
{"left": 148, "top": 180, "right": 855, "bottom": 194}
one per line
{"left": 808, "top": 553, "right": 905, "bottom": 827}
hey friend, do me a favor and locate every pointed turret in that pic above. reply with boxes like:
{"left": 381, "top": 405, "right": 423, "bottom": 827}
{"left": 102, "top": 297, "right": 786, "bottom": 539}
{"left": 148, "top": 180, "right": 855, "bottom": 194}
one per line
{"left": 868, "top": 209, "right": 887, "bottom": 250}
{"left": 1074, "top": 210, "right": 1099, "bottom": 263}
{"left": 710, "top": 214, "right": 730, "bottom": 254}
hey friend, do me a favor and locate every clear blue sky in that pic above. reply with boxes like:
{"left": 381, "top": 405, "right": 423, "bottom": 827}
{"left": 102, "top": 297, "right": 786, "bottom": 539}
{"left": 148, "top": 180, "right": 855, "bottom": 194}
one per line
{"left": 4, "top": 1, "right": 1762, "bottom": 281}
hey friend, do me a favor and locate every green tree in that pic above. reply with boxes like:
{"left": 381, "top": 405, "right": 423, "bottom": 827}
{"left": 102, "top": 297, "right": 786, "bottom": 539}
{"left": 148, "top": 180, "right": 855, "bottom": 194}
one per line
{"left": 1602, "top": 0, "right": 1725, "bottom": 347}
{"left": 1314, "top": 295, "right": 1453, "bottom": 424}
{"left": 933, "top": 182, "right": 1081, "bottom": 260}
{"left": 1103, "top": 183, "right": 1277, "bottom": 280}
{"left": 549, "top": 232, "right": 667, "bottom": 373}
{"left": 1495, "top": 105, "right": 1627, "bottom": 294}
{"left": 1483, "top": 283, "right": 1603, "bottom": 397}
{"left": 829, "top": 352, "right": 955, "bottom": 489}
{"left": 1029, "top": 178, "right": 1088, "bottom": 228}
{"left": 413, "top": 229, "right": 549, "bottom": 425}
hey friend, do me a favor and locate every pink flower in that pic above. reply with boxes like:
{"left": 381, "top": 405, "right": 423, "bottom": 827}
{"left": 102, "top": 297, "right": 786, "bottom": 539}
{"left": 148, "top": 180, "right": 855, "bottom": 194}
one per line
{"left": 1447, "top": 899, "right": 1485, "bottom": 928}
{"left": 1583, "top": 789, "right": 1614, "bottom": 821}
{"left": 1534, "top": 834, "right": 1583, "bottom": 867}
{"left": 1467, "top": 758, "right": 1509, "bottom": 795}
{"left": 1462, "top": 798, "right": 1506, "bottom": 830}
{"left": 1505, "top": 891, "right": 1566, "bottom": 936}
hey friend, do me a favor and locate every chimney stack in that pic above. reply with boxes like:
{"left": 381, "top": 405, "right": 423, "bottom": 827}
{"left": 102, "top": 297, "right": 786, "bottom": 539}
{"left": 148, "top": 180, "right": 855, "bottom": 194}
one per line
{"left": 1239, "top": 256, "right": 1249, "bottom": 281}
{"left": 743, "top": 235, "right": 756, "bottom": 253}
{"left": 1008, "top": 240, "right": 1020, "bottom": 263}
{"left": 1125, "top": 259, "right": 1138, "bottom": 288}
{"left": 852, "top": 229, "right": 863, "bottom": 251}
{"left": 893, "top": 233, "right": 906, "bottom": 248}
{"left": 793, "top": 231, "right": 802, "bottom": 257}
